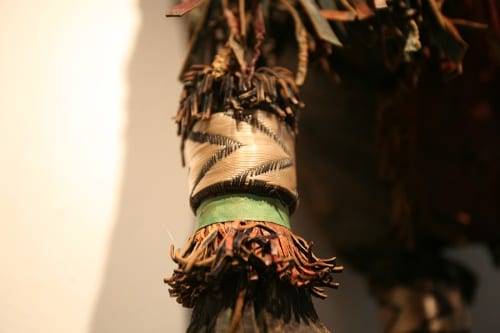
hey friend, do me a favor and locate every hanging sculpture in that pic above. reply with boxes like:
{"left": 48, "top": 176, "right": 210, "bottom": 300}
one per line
{"left": 164, "top": 0, "right": 499, "bottom": 332}
{"left": 164, "top": 1, "right": 345, "bottom": 331}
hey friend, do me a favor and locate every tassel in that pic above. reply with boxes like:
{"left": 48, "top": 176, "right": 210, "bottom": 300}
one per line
{"left": 166, "top": 220, "right": 342, "bottom": 306}
{"left": 165, "top": 220, "right": 342, "bottom": 332}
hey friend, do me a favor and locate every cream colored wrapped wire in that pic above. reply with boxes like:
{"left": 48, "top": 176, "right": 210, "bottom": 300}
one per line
{"left": 185, "top": 109, "right": 298, "bottom": 212}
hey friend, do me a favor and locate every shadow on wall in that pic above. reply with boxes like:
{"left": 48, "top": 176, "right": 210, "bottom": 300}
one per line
{"left": 90, "top": 1, "right": 191, "bottom": 332}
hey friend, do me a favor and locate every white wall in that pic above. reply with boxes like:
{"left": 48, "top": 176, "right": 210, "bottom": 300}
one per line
{"left": 0, "top": 1, "right": 190, "bottom": 332}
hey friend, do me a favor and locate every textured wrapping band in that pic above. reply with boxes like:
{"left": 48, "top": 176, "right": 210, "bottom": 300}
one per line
{"left": 185, "top": 109, "right": 298, "bottom": 213}
{"left": 196, "top": 194, "right": 291, "bottom": 229}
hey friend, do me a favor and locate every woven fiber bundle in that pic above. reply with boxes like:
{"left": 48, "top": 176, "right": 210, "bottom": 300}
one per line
{"left": 161, "top": 0, "right": 493, "bottom": 332}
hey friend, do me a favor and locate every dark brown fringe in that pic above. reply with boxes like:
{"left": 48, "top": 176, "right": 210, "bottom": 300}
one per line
{"left": 174, "top": 65, "right": 303, "bottom": 144}
{"left": 165, "top": 220, "right": 343, "bottom": 309}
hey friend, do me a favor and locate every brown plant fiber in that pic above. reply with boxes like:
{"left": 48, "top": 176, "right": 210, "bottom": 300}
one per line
{"left": 165, "top": 220, "right": 342, "bottom": 332}
{"left": 165, "top": 220, "right": 342, "bottom": 305}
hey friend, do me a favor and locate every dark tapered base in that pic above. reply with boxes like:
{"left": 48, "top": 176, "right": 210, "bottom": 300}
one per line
{"left": 188, "top": 271, "right": 330, "bottom": 333}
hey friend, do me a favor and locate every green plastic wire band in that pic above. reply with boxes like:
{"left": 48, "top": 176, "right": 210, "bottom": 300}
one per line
{"left": 196, "top": 194, "right": 291, "bottom": 229}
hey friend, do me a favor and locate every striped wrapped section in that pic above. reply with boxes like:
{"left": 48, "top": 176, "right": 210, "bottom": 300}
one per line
{"left": 185, "top": 109, "right": 298, "bottom": 213}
